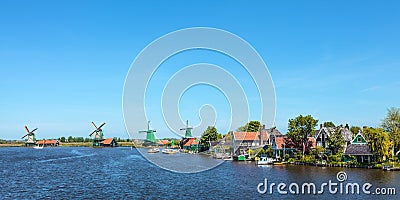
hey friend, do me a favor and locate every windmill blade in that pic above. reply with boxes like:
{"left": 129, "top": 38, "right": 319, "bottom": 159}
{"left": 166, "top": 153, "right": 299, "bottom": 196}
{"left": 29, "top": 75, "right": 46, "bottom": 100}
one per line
{"left": 22, "top": 134, "right": 28, "bottom": 139}
{"left": 153, "top": 130, "right": 156, "bottom": 132}
{"left": 179, "top": 128, "right": 186, "bottom": 130}
{"left": 138, "top": 131, "right": 148, "bottom": 133}
{"left": 24, "top": 126, "right": 30, "bottom": 133}
{"left": 98, "top": 122, "right": 106, "bottom": 130}
{"left": 89, "top": 130, "right": 96, "bottom": 137}
{"left": 91, "top": 122, "right": 98, "bottom": 129}
{"left": 31, "top": 128, "right": 38, "bottom": 133}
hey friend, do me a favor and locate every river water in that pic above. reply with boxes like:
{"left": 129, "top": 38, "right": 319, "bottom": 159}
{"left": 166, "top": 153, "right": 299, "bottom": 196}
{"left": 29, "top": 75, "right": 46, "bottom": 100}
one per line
{"left": 0, "top": 147, "right": 398, "bottom": 199}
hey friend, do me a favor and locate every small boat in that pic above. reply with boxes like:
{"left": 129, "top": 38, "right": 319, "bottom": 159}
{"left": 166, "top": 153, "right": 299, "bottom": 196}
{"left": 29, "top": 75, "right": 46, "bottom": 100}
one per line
{"left": 162, "top": 149, "right": 177, "bottom": 154}
{"left": 256, "top": 156, "right": 275, "bottom": 165}
{"left": 148, "top": 148, "right": 160, "bottom": 153}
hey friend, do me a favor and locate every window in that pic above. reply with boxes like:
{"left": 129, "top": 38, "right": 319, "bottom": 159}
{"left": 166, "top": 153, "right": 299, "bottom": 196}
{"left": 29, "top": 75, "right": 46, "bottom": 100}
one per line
{"left": 357, "top": 137, "right": 361, "bottom": 142}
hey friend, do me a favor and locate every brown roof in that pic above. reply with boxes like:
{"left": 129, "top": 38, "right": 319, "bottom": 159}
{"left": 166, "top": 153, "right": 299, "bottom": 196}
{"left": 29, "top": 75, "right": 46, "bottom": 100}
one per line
{"left": 274, "top": 136, "right": 316, "bottom": 149}
{"left": 36, "top": 140, "right": 59, "bottom": 145}
{"left": 183, "top": 138, "right": 198, "bottom": 146}
{"left": 233, "top": 132, "right": 268, "bottom": 141}
{"left": 157, "top": 140, "right": 170, "bottom": 145}
{"left": 100, "top": 138, "right": 114, "bottom": 145}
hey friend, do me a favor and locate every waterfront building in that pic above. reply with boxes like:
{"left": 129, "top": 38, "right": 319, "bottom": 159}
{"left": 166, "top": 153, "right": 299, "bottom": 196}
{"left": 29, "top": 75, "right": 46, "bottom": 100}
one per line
{"left": 344, "top": 131, "right": 374, "bottom": 164}
{"left": 35, "top": 139, "right": 59, "bottom": 147}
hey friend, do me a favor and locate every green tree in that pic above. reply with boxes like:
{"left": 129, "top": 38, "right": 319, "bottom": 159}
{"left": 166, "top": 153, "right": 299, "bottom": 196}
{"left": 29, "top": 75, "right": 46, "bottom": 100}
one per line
{"left": 323, "top": 121, "right": 335, "bottom": 128}
{"left": 200, "top": 126, "right": 219, "bottom": 147}
{"left": 363, "top": 127, "right": 391, "bottom": 162}
{"left": 350, "top": 126, "right": 361, "bottom": 136}
{"left": 236, "top": 121, "right": 261, "bottom": 132}
{"left": 381, "top": 107, "right": 400, "bottom": 157}
{"left": 60, "top": 137, "right": 66, "bottom": 143}
{"left": 326, "top": 127, "right": 345, "bottom": 154}
{"left": 287, "top": 115, "right": 318, "bottom": 156}
{"left": 67, "top": 136, "right": 74, "bottom": 143}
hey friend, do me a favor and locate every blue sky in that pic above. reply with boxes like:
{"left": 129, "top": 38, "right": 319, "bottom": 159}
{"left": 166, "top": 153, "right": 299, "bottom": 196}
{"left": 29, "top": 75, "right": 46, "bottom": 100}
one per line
{"left": 1, "top": 1, "right": 399, "bottom": 140}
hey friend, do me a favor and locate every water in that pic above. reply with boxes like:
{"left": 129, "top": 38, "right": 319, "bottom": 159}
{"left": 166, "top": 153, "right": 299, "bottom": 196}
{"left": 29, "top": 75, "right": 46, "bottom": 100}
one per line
{"left": 0, "top": 147, "right": 399, "bottom": 199}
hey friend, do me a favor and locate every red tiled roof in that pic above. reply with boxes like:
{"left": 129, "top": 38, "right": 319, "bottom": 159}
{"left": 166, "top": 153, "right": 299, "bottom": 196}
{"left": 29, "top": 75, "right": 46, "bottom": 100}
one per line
{"left": 183, "top": 138, "right": 198, "bottom": 146}
{"left": 157, "top": 140, "right": 170, "bottom": 145}
{"left": 274, "top": 136, "right": 316, "bottom": 149}
{"left": 233, "top": 132, "right": 268, "bottom": 141}
{"left": 100, "top": 138, "right": 114, "bottom": 145}
{"left": 36, "top": 140, "right": 59, "bottom": 145}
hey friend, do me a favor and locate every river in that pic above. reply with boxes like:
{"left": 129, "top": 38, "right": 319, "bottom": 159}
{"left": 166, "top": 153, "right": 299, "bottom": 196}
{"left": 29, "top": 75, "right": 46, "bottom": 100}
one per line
{"left": 0, "top": 147, "right": 398, "bottom": 199}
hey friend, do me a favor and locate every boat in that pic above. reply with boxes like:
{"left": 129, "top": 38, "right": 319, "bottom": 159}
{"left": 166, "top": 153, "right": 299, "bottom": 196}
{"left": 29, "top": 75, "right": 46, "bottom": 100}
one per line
{"left": 256, "top": 155, "right": 275, "bottom": 165}
{"left": 162, "top": 149, "right": 178, "bottom": 154}
{"left": 148, "top": 148, "right": 160, "bottom": 153}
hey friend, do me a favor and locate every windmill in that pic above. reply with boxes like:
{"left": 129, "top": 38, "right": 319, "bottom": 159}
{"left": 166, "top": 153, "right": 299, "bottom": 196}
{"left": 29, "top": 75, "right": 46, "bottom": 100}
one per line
{"left": 139, "top": 121, "right": 157, "bottom": 144}
{"left": 89, "top": 122, "right": 106, "bottom": 146}
{"left": 180, "top": 120, "right": 193, "bottom": 138}
{"left": 22, "top": 125, "right": 37, "bottom": 146}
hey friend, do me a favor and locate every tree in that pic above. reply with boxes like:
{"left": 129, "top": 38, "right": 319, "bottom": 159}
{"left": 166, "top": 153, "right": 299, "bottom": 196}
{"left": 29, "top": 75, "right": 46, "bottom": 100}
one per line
{"left": 236, "top": 121, "right": 261, "bottom": 132}
{"left": 60, "top": 137, "right": 66, "bottom": 143}
{"left": 350, "top": 126, "right": 361, "bottom": 136}
{"left": 326, "top": 127, "right": 345, "bottom": 154}
{"left": 67, "top": 136, "right": 73, "bottom": 143}
{"left": 381, "top": 107, "right": 400, "bottom": 157}
{"left": 363, "top": 127, "right": 391, "bottom": 162}
{"left": 200, "top": 126, "right": 219, "bottom": 147}
{"left": 287, "top": 115, "right": 318, "bottom": 156}
{"left": 323, "top": 121, "right": 335, "bottom": 128}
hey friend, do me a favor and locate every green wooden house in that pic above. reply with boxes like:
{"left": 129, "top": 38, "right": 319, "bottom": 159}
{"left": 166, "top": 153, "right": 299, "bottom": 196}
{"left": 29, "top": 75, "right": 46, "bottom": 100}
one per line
{"left": 344, "top": 132, "right": 374, "bottom": 164}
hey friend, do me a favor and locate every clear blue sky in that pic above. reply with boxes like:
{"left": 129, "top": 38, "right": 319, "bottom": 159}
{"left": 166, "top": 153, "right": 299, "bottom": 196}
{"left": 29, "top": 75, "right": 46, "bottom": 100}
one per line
{"left": 1, "top": 1, "right": 399, "bottom": 140}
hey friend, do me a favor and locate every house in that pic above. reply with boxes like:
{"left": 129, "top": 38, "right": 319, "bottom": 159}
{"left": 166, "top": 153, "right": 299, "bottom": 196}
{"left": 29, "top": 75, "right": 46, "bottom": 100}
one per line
{"left": 273, "top": 136, "right": 316, "bottom": 158}
{"left": 344, "top": 132, "right": 373, "bottom": 164}
{"left": 157, "top": 140, "right": 170, "bottom": 146}
{"left": 180, "top": 138, "right": 201, "bottom": 152}
{"left": 314, "top": 124, "right": 335, "bottom": 148}
{"left": 36, "top": 140, "right": 59, "bottom": 147}
{"left": 100, "top": 138, "right": 118, "bottom": 147}
{"left": 233, "top": 127, "right": 282, "bottom": 155}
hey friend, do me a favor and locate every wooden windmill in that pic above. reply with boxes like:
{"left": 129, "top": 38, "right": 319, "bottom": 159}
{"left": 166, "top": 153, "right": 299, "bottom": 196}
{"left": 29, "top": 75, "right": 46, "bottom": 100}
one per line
{"left": 180, "top": 120, "right": 193, "bottom": 138}
{"left": 139, "top": 121, "right": 157, "bottom": 144}
{"left": 22, "top": 125, "right": 37, "bottom": 147}
{"left": 89, "top": 122, "right": 106, "bottom": 147}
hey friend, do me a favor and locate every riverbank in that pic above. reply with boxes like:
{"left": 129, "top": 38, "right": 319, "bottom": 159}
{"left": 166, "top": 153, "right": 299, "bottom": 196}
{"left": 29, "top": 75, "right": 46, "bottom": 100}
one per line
{"left": 0, "top": 141, "right": 135, "bottom": 147}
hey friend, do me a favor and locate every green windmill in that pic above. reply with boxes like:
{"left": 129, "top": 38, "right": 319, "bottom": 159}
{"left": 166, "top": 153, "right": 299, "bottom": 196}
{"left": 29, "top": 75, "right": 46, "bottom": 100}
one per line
{"left": 89, "top": 122, "right": 106, "bottom": 147}
{"left": 139, "top": 121, "right": 157, "bottom": 144}
{"left": 180, "top": 120, "right": 193, "bottom": 138}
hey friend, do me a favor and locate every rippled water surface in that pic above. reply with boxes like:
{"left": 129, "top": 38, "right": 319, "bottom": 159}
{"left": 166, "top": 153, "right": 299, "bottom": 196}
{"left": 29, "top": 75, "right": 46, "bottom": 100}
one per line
{"left": 0, "top": 147, "right": 399, "bottom": 199}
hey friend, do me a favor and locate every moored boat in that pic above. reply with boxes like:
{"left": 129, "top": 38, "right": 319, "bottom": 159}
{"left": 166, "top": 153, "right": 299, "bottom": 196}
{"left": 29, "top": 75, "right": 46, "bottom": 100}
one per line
{"left": 148, "top": 148, "right": 160, "bottom": 153}
{"left": 162, "top": 149, "right": 178, "bottom": 154}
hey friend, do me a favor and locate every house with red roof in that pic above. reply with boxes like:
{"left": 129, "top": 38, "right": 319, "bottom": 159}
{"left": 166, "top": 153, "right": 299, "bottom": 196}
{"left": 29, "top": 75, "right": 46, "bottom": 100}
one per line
{"left": 99, "top": 138, "right": 118, "bottom": 147}
{"left": 36, "top": 140, "right": 59, "bottom": 147}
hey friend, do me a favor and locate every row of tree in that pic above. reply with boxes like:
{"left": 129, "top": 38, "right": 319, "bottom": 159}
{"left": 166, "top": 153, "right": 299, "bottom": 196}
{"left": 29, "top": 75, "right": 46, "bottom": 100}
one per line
{"left": 57, "top": 136, "right": 131, "bottom": 143}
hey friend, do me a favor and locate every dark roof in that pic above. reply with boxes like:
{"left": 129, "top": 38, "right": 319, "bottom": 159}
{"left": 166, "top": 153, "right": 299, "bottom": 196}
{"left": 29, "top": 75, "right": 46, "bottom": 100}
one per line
{"left": 344, "top": 144, "right": 372, "bottom": 155}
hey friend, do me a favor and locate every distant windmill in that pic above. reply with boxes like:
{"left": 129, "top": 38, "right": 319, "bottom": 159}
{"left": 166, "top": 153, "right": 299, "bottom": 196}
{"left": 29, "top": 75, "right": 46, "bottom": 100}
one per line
{"left": 139, "top": 121, "right": 157, "bottom": 144}
{"left": 22, "top": 125, "right": 37, "bottom": 146}
{"left": 89, "top": 122, "right": 106, "bottom": 146}
{"left": 180, "top": 120, "right": 193, "bottom": 138}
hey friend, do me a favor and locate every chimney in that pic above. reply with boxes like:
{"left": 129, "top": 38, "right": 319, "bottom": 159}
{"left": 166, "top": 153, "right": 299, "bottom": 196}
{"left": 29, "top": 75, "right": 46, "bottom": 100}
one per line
{"left": 259, "top": 125, "right": 265, "bottom": 146}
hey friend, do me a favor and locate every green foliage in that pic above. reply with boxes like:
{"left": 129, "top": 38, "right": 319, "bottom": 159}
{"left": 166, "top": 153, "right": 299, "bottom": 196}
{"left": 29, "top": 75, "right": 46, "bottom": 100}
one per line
{"left": 381, "top": 107, "right": 400, "bottom": 155}
{"left": 363, "top": 127, "right": 391, "bottom": 162}
{"left": 60, "top": 137, "right": 66, "bottom": 142}
{"left": 326, "top": 127, "right": 345, "bottom": 154}
{"left": 323, "top": 121, "right": 335, "bottom": 128}
{"left": 287, "top": 115, "right": 318, "bottom": 155}
{"left": 236, "top": 121, "right": 261, "bottom": 132}
{"left": 350, "top": 126, "right": 361, "bottom": 136}
{"left": 200, "top": 126, "right": 219, "bottom": 147}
